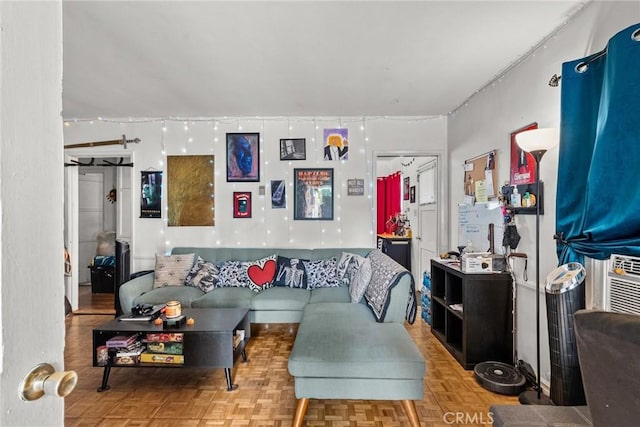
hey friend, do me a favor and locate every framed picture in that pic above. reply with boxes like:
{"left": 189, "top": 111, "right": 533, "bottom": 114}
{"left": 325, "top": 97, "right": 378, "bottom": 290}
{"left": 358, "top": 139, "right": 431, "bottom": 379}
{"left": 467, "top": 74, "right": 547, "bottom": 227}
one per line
{"left": 271, "top": 180, "right": 286, "bottom": 208}
{"left": 140, "top": 171, "right": 162, "bottom": 218}
{"left": 510, "top": 122, "right": 538, "bottom": 185}
{"left": 227, "top": 133, "right": 260, "bottom": 182}
{"left": 403, "top": 177, "right": 410, "bottom": 200}
{"left": 294, "top": 168, "right": 334, "bottom": 220}
{"left": 167, "top": 156, "right": 215, "bottom": 226}
{"left": 280, "top": 138, "right": 306, "bottom": 160}
{"left": 410, "top": 186, "right": 416, "bottom": 203}
{"left": 323, "top": 128, "right": 349, "bottom": 160}
{"left": 233, "top": 192, "right": 252, "bottom": 218}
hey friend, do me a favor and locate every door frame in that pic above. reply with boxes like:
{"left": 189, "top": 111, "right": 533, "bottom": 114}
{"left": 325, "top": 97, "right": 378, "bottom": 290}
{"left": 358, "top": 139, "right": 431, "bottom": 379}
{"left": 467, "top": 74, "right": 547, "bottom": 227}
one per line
{"left": 373, "top": 150, "right": 449, "bottom": 276}
{"left": 64, "top": 150, "right": 135, "bottom": 310}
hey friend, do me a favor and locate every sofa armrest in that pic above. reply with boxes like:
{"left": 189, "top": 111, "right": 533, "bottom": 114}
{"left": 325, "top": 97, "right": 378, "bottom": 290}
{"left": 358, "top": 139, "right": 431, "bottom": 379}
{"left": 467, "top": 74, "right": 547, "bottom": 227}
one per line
{"left": 119, "top": 271, "right": 154, "bottom": 314}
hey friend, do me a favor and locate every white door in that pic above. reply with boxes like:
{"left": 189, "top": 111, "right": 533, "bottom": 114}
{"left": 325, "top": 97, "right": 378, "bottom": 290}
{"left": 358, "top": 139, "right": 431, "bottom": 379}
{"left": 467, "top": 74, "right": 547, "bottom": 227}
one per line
{"left": 116, "top": 161, "right": 133, "bottom": 246}
{"left": 65, "top": 156, "right": 80, "bottom": 309}
{"left": 417, "top": 159, "right": 438, "bottom": 279}
{"left": 79, "top": 172, "right": 105, "bottom": 283}
{"left": 1, "top": 2, "right": 65, "bottom": 423}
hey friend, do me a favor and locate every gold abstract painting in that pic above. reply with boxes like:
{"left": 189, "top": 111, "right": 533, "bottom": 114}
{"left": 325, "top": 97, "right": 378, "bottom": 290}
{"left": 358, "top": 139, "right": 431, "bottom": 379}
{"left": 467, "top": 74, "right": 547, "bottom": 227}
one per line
{"left": 167, "top": 155, "right": 215, "bottom": 226}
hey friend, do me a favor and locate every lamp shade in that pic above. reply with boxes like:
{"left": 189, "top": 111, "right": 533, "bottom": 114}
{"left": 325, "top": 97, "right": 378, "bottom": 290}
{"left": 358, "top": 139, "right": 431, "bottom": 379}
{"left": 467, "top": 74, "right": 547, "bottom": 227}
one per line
{"left": 516, "top": 128, "right": 559, "bottom": 153}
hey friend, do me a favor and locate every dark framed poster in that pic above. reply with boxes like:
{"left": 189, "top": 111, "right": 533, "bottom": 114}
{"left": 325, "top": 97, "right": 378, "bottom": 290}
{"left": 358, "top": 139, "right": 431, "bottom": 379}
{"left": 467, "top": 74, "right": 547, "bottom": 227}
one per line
{"left": 410, "top": 186, "right": 416, "bottom": 203}
{"left": 510, "top": 122, "right": 538, "bottom": 185}
{"left": 227, "top": 133, "right": 260, "bottom": 182}
{"left": 403, "top": 176, "right": 410, "bottom": 200}
{"left": 140, "top": 171, "right": 162, "bottom": 218}
{"left": 280, "top": 138, "right": 306, "bottom": 160}
{"left": 271, "top": 180, "right": 286, "bottom": 208}
{"left": 294, "top": 168, "right": 334, "bottom": 220}
{"left": 233, "top": 192, "right": 252, "bottom": 218}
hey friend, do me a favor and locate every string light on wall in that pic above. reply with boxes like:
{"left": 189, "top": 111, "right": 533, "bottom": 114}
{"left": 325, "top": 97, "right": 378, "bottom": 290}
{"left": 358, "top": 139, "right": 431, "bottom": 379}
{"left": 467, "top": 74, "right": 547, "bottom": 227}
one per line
{"left": 63, "top": 115, "right": 443, "bottom": 250}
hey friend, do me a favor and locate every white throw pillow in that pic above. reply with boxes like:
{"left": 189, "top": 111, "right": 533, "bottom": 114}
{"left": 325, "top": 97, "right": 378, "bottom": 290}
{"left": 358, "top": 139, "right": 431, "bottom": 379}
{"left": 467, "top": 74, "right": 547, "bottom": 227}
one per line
{"left": 349, "top": 257, "right": 372, "bottom": 303}
{"left": 337, "top": 251, "right": 366, "bottom": 286}
{"left": 153, "top": 253, "right": 195, "bottom": 288}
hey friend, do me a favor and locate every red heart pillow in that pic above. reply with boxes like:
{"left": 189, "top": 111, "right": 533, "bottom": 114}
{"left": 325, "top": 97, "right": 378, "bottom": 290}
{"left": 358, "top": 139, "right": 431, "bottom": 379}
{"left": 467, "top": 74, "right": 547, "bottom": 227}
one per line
{"left": 247, "top": 259, "right": 277, "bottom": 289}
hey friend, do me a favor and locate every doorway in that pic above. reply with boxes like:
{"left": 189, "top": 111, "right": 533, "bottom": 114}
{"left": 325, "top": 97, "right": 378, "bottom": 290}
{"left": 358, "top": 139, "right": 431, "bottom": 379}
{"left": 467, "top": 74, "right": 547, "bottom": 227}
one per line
{"left": 375, "top": 152, "right": 448, "bottom": 282}
{"left": 64, "top": 154, "right": 134, "bottom": 314}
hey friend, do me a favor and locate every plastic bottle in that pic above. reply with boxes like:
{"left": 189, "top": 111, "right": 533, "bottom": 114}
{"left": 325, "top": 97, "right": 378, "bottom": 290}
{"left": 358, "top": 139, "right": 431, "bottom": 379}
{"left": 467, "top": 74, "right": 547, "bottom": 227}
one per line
{"left": 510, "top": 186, "right": 521, "bottom": 207}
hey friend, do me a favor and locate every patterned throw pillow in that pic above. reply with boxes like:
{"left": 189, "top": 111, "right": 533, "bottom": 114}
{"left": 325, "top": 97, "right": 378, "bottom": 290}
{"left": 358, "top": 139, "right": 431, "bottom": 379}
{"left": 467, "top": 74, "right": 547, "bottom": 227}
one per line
{"left": 273, "top": 256, "right": 308, "bottom": 289}
{"left": 303, "top": 258, "right": 340, "bottom": 289}
{"left": 349, "top": 257, "right": 373, "bottom": 303}
{"left": 242, "top": 255, "right": 277, "bottom": 293}
{"left": 153, "top": 253, "right": 195, "bottom": 288}
{"left": 184, "top": 256, "right": 220, "bottom": 293}
{"left": 218, "top": 261, "right": 249, "bottom": 288}
{"left": 337, "top": 252, "right": 367, "bottom": 286}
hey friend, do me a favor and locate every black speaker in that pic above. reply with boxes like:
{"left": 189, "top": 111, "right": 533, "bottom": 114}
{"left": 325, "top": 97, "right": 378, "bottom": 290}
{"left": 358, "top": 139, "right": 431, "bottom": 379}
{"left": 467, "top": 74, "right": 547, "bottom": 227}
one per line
{"left": 114, "top": 239, "right": 130, "bottom": 316}
{"left": 545, "top": 263, "right": 587, "bottom": 406}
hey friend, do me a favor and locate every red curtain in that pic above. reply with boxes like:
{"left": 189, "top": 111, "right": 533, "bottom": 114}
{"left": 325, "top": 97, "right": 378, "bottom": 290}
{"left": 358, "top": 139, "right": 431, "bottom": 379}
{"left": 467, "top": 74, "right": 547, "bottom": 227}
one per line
{"left": 377, "top": 172, "right": 401, "bottom": 234}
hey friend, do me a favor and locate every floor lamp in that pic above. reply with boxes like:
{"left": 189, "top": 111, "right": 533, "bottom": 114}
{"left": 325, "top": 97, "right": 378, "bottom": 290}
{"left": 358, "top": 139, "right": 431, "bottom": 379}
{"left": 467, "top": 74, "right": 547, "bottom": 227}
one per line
{"left": 515, "top": 128, "right": 559, "bottom": 405}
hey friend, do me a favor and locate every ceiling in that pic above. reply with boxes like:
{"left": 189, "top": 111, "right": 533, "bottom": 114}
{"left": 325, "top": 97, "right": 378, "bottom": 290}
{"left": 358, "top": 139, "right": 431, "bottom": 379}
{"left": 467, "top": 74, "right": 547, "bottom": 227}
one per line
{"left": 62, "top": 1, "right": 587, "bottom": 120}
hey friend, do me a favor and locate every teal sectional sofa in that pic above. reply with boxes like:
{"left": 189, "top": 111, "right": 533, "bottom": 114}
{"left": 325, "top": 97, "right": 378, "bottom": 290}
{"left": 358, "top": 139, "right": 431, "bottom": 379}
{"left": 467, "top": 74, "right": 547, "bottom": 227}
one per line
{"left": 118, "top": 247, "right": 425, "bottom": 426}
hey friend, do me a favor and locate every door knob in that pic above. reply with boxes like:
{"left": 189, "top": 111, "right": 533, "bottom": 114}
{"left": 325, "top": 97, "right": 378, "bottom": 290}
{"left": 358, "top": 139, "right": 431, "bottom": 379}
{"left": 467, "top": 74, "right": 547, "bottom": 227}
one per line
{"left": 19, "top": 363, "right": 77, "bottom": 401}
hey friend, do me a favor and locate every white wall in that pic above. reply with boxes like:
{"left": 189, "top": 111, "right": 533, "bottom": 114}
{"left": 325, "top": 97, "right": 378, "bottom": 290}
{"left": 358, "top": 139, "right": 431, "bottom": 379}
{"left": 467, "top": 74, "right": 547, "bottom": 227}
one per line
{"left": 64, "top": 116, "right": 447, "bottom": 272}
{"left": 0, "top": 1, "right": 65, "bottom": 424}
{"left": 447, "top": 1, "right": 640, "bottom": 388}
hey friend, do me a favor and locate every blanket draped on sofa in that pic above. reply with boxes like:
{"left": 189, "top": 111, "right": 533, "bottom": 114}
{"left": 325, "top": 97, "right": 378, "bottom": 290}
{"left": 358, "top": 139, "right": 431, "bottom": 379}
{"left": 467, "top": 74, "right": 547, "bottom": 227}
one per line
{"left": 365, "top": 249, "right": 417, "bottom": 324}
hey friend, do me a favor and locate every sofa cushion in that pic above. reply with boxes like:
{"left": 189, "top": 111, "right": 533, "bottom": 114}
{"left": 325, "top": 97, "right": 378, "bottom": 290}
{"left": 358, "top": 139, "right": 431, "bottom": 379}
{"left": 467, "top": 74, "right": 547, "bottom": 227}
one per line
{"left": 309, "top": 286, "right": 351, "bottom": 304}
{"left": 251, "top": 287, "right": 310, "bottom": 311}
{"left": 349, "top": 257, "right": 372, "bottom": 303}
{"left": 133, "top": 285, "right": 204, "bottom": 308}
{"left": 185, "top": 256, "right": 220, "bottom": 292}
{"left": 337, "top": 251, "right": 366, "bottom": 285}
{"left": 191, "top": 287, "right": 254, "bottom": 309}
{"left": 289, "top": 303, "right": 425, "bottom": 379}
{"left": 243, "top": 254, "right": 277, "bottom": 292}
{"left": 218, "top": 260, "right": 249, "bottom": 288}
{"left": 303, "top": 258, "right": 340, "bottom": 288}
{"left": 153, "top": 253, "right": 195, "bottom": 288}
{"left": 273, "top": 256, "right": 308, "bottom": 289}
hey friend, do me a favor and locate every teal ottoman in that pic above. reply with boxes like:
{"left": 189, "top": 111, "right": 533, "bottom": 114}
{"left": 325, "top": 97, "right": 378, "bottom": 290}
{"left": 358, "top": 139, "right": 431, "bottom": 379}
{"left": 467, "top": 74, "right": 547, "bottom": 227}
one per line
{"left": 288, "top": 303, "right": 425, "bottom": 426}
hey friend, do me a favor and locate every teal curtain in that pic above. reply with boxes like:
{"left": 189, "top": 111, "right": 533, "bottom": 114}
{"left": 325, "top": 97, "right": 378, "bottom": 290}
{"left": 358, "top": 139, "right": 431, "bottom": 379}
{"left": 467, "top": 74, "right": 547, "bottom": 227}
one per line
{"left": 556, "top": 23, "right": 640, "bottom": 264}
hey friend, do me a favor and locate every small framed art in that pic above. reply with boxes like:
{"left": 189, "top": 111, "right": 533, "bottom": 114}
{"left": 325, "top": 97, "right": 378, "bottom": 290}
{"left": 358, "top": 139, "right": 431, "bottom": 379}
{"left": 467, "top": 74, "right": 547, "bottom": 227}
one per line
{"left": 227, "top": 133, "right": 260, "bottom": 182}
{"left": 410, "top": 186, "right": 416, "bottom": 203}
{"left": 403, "top": 177, "right": 410, "bottom": 200}
{"left": 233, "top": 192, "right": 252, "bottom": 218}
{"left": 280, "top": 138, "right": 306, "bottom": 160}
{"left": 294, "top": 168, "right": 334, "bottom": 220}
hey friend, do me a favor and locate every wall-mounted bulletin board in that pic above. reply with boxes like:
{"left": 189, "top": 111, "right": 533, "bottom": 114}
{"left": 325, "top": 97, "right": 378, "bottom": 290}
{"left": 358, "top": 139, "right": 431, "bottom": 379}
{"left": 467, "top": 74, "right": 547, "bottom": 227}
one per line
{"left": 464, "top": 150, "right": 498, "bottom": 202}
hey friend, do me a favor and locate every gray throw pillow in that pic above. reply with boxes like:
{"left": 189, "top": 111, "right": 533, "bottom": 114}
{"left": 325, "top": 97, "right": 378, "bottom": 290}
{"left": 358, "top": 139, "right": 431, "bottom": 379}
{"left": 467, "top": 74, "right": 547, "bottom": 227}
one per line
{"left": 153, "top": 253, "right": 195, "bottom": 288}
{"left": 349, "top": 257, "right": 372, "bottom": 303}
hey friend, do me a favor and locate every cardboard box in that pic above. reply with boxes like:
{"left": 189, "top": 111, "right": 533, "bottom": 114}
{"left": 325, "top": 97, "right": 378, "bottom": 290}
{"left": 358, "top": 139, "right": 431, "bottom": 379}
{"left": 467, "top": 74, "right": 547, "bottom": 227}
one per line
{"left": 461, "top": 252, "right": 493, "bottom": 273}
{"left": 140, "top": 352, "right": 185, "bottom": 365}
{"left": 114, "top": 354, "right": 140, "bottom": 365}
{"left": 145, "top": 333, "right": 183, "bottom": 343}
{"left": 146, "top": 342, "right": 183, "bottom": 355}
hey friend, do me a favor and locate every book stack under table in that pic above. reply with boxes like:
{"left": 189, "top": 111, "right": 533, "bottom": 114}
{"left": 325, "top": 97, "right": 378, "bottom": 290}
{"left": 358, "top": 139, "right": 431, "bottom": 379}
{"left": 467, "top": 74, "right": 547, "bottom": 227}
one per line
{"left": 141, "top": 333, "right": 184, "bottom": 365}
{"left": 105, "top": 334, "right": 144, "bottom": 365}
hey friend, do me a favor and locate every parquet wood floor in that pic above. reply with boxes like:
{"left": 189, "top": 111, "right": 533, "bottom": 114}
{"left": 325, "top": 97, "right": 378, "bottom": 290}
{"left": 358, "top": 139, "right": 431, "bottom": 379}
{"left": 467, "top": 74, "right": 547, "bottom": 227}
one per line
{"left": 64, "top": 305, "right": 518, "bottom": 426}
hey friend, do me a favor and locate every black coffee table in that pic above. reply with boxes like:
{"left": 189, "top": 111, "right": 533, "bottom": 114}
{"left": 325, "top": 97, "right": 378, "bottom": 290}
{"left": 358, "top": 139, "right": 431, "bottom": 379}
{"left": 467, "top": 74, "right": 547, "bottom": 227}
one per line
{"left": 93, "top": 308, "right": 250, "bottom": 392}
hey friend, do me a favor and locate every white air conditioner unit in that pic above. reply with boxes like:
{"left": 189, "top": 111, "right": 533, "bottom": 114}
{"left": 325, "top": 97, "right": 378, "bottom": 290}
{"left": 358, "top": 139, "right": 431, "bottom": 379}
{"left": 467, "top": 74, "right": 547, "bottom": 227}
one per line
{"left": 606, "top": 254, "right": 640, "bottom": 315}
